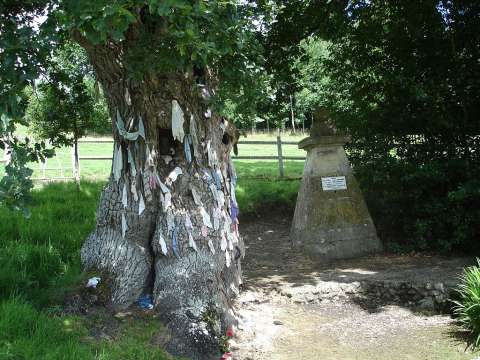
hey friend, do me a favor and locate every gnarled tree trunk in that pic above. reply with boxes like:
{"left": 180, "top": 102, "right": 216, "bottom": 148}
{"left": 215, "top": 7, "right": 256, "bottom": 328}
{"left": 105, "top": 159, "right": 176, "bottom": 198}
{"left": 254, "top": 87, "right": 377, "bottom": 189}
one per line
{"left": 78, "top": 40, "right": 243, "bottom": 359}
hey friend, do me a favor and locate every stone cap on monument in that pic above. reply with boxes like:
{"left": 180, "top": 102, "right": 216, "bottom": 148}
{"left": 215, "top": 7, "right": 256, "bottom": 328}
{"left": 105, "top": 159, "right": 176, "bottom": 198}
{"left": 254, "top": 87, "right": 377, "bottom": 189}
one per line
{"left": 298, "top": 108, "right": 350, "bottom": 150}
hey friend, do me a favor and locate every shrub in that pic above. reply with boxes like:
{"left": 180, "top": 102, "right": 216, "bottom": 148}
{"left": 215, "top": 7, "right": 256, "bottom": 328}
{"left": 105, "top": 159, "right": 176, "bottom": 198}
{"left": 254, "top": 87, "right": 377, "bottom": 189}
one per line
{"left": 452, "top": 259, "right": 480, "bottom": 349}
{"left": 354, "top": 149, "right": 480, "bottom": 254}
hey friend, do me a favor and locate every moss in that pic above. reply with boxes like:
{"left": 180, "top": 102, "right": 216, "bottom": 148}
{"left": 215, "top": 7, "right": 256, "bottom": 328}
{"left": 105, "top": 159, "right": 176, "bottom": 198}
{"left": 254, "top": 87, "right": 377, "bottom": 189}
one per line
{"left": 201, "top": 305, "right": 227, "bottom": 353}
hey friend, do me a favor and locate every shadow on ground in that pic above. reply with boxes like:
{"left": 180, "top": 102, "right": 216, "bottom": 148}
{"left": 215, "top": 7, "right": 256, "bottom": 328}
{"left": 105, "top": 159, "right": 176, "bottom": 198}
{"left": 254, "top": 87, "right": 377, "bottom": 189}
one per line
{"left": 239, "top": 210, "right": 473, "bottom": 314}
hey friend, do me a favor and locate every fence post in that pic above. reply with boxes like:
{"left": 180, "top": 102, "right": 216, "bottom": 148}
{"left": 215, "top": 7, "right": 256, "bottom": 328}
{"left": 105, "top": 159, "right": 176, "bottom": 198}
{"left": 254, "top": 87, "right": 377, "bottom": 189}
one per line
{"left": 72, "top": 139, "right": 80, "bottom": 188}
{"left": 41, "top": 159, "right": 46, "bottom": 178}
{"left": 277, "top": 135, "right": 284, "bottom": 178}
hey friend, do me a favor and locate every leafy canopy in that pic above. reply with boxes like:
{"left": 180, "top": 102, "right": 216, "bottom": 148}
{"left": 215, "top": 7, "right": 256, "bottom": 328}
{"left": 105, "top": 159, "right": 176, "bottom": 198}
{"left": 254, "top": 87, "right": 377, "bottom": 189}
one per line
{"left": 26, "top": 42, "right": 109, "bottom": 146}
{"left": 0, "top": 0, "right": 262, "bottom": 210}
{"left": 289, "top": 0, "right": 480, "bottom": 251}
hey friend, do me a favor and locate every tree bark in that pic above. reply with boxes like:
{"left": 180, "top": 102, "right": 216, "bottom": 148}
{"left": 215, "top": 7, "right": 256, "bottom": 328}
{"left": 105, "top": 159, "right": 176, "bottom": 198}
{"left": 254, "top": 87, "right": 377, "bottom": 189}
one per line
{"left": 290, "top": 94, "right": 296, "bottom": 134}
{"left": 78, "top": 41, "right": 244, "bottom": 359}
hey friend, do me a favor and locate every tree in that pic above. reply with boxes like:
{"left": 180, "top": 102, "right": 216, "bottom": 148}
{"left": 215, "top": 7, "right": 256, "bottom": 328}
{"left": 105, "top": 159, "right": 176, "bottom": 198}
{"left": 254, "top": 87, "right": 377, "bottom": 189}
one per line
{"left": 26, "top": 42, "right": 109, "bottom": 185}
{"left": 322, "top": 1, "right": 480, "bottom": 252}
{"left": 293, "top": 37, "right": 331, "bottom": 122}
{"left": 259, "top": 0, "right": 348, "bottom": 129}
{"left": 1, "top": 1, "right": 261, "bottom": 358}
{"left": 0, "top": 0, "right": 57, "bottom": 211}
{"left": 290, "top": 1, "right": 480, "bottom": 252}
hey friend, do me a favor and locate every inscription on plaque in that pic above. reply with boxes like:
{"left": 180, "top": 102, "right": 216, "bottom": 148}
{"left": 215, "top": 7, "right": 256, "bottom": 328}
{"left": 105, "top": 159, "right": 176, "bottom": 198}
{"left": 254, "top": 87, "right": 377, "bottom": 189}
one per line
{"left": 321, "top": 176, "right": 347, "bottom": 191}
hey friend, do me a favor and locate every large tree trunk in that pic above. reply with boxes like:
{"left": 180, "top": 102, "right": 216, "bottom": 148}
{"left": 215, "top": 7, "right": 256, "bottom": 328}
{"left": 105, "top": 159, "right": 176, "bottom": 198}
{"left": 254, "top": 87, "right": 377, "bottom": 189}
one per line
{"left": 78, "top": 42, "right": 243, "bottom": 359}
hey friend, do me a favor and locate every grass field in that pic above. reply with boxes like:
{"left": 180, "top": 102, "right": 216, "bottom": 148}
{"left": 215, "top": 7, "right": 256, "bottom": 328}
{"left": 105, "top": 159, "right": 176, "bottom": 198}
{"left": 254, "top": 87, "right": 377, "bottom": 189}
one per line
{"left": 0, "top": 149, "right": 300, "bottom": 359}
{"left": 0, "top": 133, "right": 307, "bottom": 180}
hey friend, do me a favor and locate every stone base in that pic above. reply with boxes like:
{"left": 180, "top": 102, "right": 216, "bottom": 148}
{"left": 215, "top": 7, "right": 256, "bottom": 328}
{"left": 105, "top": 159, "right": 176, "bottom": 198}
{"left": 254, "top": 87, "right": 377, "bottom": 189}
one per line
{"left": 291, "top": 223, "right": 382, "bottom": 262}
{"left": 291, "top": 142, "right": 382, "bottom": 261}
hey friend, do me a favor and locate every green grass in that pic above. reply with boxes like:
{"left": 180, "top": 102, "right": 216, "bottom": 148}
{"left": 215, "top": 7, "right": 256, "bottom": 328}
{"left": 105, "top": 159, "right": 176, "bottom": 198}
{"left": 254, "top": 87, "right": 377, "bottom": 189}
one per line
{"left": 237, "top": 178, "right": 299, "bottom": 214}
{"left": 0, "top": 298, "right": 172, "bottom": 360}
{"left": 235, "top": 161, "right": 304, "bottom": 179}
{"left": 0, "top": 298, "right": 92, "bottom": 360}
{"left": 0, "top": 164, "right": 300, "bottom": 358}
{"left": 0, "top": 182, "right": 102, "bottom": 307}
{"left": 0, "top": 132, "right": 302, "bottom": 358}
{"left": 0, "top": 181, "right": 168, "bottom": 359}
{"left": 0, "top": 134, "right": 306, "bottom": 180}
{"left": 93, "top": 316, "right": 173, "bottom": 360}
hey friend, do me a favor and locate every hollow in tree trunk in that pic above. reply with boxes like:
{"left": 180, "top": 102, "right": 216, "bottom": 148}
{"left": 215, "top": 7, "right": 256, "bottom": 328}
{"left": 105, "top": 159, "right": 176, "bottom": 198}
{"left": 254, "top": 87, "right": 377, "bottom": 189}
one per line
{"left": 78, "top": 42, "right": 243, "bottom": 359}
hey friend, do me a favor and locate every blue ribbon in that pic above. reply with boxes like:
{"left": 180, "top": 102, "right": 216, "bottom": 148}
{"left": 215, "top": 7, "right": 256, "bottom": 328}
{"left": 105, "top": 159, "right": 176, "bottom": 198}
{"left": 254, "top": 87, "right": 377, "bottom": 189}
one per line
{"left": 137, "top": 294, "right": 153, "bottom": 310}
{"left": 212, "top": 169, "right": 222, "bottom": 190}
{"left": 230, "top": 201, "right": 239, "bottom": 222}
{"left": 171, "top": 227, "right": 180, "bottom": 258}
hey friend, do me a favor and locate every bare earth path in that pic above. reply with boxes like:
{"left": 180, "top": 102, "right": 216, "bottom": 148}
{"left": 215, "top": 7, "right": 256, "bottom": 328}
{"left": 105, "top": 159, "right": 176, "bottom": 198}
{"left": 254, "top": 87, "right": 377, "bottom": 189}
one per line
{"left": 233, "top": 213, "right": 478, "bottom": 360}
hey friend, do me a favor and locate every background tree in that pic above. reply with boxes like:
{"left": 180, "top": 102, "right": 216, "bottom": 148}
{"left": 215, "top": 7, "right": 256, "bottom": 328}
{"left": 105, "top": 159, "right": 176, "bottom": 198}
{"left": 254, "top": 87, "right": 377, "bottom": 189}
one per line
{"left": 259, "top": 0, "right": 348, "bottom": 132}
{"left": 0, "top": 0, "right": 57, "bottom": 212}
{"left": 293, "top": 37, "right": 331, "bottom": 128}
{"left": 286, "top": 0, "right": 480, "bottom": 252}
{"left": 25, "top": 42, "right": 110, "bottom": 184}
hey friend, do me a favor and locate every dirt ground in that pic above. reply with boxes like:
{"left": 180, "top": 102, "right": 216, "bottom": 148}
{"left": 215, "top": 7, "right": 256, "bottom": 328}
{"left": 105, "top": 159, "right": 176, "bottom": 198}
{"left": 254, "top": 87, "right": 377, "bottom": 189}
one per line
{"left": 233, "top": 213, "right": 478, "bottom": 360}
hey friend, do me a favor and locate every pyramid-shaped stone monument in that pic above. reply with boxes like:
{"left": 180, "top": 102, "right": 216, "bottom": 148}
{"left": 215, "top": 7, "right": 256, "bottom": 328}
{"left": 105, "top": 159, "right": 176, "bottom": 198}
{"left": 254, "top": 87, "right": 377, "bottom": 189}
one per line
{"left": 290, "top": 109, "right": 382, "bottom": 260}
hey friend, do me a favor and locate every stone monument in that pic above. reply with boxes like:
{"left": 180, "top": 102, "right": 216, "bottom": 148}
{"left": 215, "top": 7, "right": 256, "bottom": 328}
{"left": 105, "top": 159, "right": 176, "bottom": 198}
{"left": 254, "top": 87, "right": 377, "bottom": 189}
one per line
{"left": 290, "top": 109, "right": 382, "bottom": 261}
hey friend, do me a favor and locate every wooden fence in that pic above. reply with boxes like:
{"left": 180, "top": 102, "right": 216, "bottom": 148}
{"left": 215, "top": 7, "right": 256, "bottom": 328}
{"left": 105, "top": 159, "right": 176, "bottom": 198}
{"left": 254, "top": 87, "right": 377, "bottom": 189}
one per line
{"left": 1, "top": 136, "right": 305, "bottom": 181}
